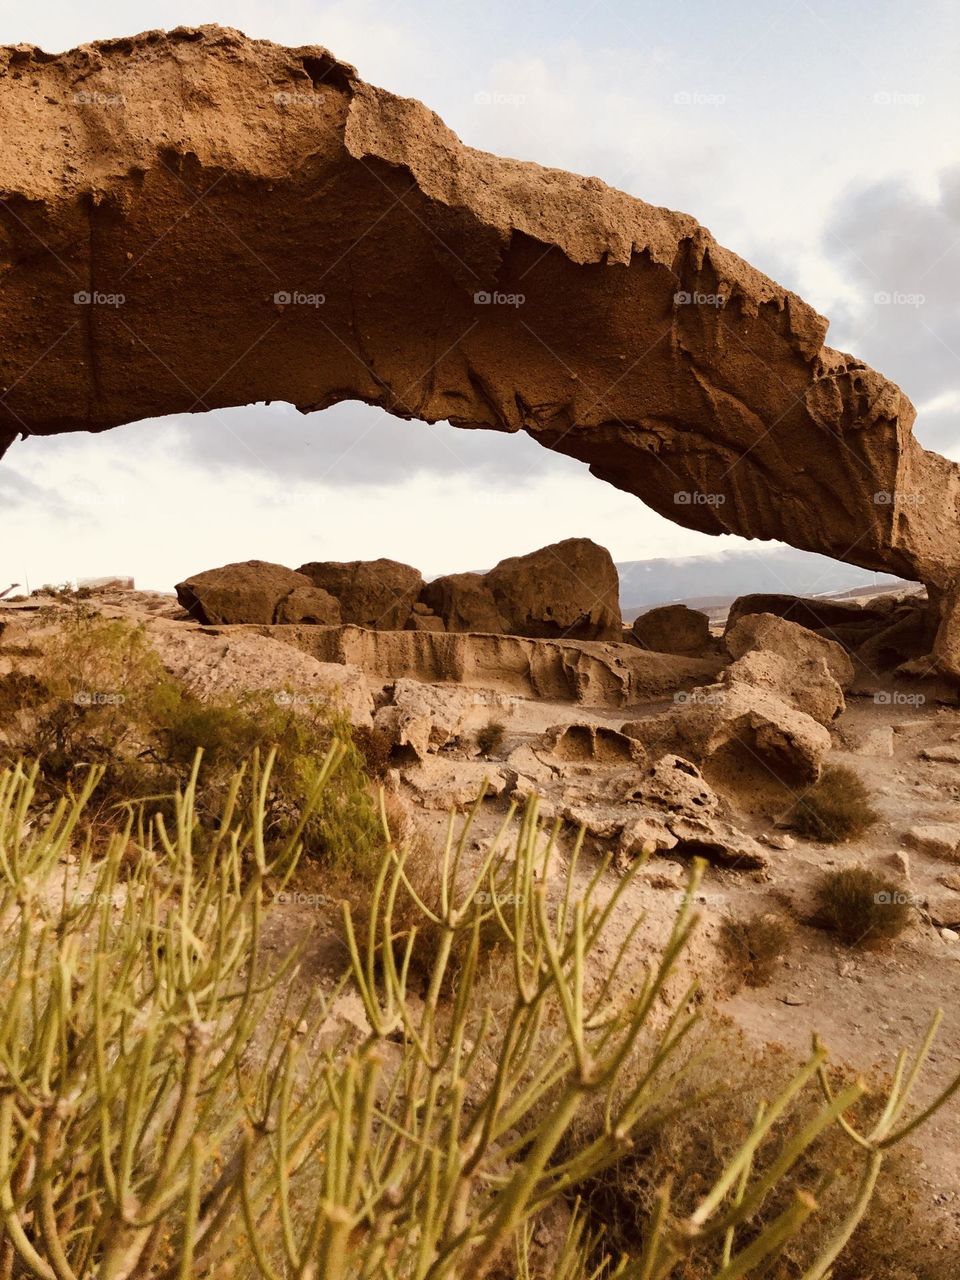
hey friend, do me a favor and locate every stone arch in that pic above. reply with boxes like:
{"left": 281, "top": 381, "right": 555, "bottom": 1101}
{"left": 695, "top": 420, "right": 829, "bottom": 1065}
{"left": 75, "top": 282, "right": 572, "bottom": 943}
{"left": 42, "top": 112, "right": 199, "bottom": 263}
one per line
{"left": 1, "top": 25, "right": 958, "bottom": 664}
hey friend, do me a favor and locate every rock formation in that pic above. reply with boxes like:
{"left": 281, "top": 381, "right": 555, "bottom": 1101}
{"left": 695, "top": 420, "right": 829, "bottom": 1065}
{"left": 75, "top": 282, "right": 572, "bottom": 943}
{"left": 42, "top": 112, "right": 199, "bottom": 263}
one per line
{"left": 176, "top": 560, "right": 341, "bottom": 626}
{"left": 296, "top": 558, "right": 424, "bottom": 630}
{"left": 632, "top": 603, "right": 714, "bottom": 655}
{"left": 2, "top": 27, "right": 960, "bottom": 668}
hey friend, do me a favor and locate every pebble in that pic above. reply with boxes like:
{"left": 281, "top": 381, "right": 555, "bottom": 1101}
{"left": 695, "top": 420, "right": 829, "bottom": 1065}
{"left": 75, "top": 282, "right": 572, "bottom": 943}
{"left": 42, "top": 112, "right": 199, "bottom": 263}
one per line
{"left": 940, "top": 928, "right": 959, "bottom": 943}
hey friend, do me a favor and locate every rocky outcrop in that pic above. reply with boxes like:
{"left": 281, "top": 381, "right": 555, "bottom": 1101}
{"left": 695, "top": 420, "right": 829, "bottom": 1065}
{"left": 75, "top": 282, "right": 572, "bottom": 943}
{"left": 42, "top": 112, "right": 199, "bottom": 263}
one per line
{"left": 622, "top": 681, "right": 831, "bottom": 782}
{"left": 422, "top": 540, "right": 621, "bottom": 640}
{"left": 722, "top": 649, "right": 844, "bottom": 726}
{"left": 483, "top": 539, "right": 622, "bottom": 641}
{"left": 296, "top": 559, "right": 423, "bottom": 630}
{"left": 632, "top": 604, "right": 714, "bottom": 655}
{"left": 176, "top": 561, "right": 341, "bottom": 626}
{"left": 256, "top": 624, "right": 723, "bottom": 706}
{"left": 420, "top": 573, "right": 506, "bottom": 635}
{"left": 4, "top": 26, "right": 960, "bottom": 668}
{"left": 725, "top": 613, "right": 855, "bottom": 689}
{"left": 725, "top": 593, "right": 895, "bottom": 636}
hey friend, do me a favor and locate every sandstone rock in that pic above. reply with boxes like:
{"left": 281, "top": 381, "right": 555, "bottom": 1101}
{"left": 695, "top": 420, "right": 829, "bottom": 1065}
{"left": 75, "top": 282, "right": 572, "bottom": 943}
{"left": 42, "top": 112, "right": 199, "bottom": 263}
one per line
{"left": 296, "top": 559, "right": 423, "bottom": 630}
{"left": 725, "top": 613, "right": 855, "bottom": 689}
{"left": 627, "top": 753, "right": 720, "bottom": 818}
{"left": 406, "top": 614, "right": 446, "bottom": 633}
{"left": 175, "top": 561, "right": 341, "bottom": 627}
{"left": 259, "top": 625, "right": 723, "bottom": 707}
{"left": 761, "top": 832, "right": 796, "bottom": 850}
{"left": 722, "top": 648, "right": 844, "bottom": 726}
{"left": 539, "top": 722, "right": 644, "bottom": 765}
{"left": 904, "top": 824, "right": 960, "bottom": 859}
{"left": 725, "top": 594, "right": 893, "bottom": 636}
{"left": 146, "top": 621, "right": 373, "bottom": 726}
{"left": 665, "top": 816, "right": 768, "bottom": 870}
{"left": 374, "top": 680, "right": 508, "bottom": 760}
{"left": 419, "top": 573, "right": 506, "bottom": 634}
{"left": 484, "top": 539, "right": 622, "bottom": 641}
{"left": 3, "top": 26, "right": 960, "bottom": 640}
{"left": 402, "top": 758, "right": 507, "bottom": 809}
{"left": 921, "top": 745, "right": 960, "bottom": 764}
{"left": 890, "top": 850, "right": 912, "bottom": 876}
{"left": 622, "top": 681, "right": 831, "bottom": 782}
{"left": 631, "top": 604, "right": 713, "bottom": 656}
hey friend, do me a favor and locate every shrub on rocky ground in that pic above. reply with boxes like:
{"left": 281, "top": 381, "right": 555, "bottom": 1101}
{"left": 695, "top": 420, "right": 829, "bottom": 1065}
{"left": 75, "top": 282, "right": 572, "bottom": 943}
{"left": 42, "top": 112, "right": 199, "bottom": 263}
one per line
{"left": 721, "top": 911, "right": 794, "bottom": 987}
{"left": 785, "top": 764, "right": 879, "bottom": 843}
{"left": 476, "top": 718, "right": 507, "bottom": 756}
{"left": 815, "top": 864, "right": 913, "bottom": 947}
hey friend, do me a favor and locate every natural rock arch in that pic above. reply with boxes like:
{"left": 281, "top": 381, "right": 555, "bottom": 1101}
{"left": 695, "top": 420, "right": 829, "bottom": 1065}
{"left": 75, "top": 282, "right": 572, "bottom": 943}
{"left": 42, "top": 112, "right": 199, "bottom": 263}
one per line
{"left": 2, "top": 25, "right": 959, "bottom": 666}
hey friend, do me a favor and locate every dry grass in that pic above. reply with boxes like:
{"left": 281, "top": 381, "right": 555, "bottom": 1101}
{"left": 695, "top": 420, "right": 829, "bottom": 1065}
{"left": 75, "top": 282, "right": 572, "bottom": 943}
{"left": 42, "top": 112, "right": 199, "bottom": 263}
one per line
{"left": 476, "top": 718, "right": 507, "bottom": 756}
{"left": 815, "top": 865, "right": 913, "bottom": 948}
{"left": 784, "top": 764, "right": 879, "bottom": 843}
{"left": 721, "top": 911, "right": 794, "bottom": 987}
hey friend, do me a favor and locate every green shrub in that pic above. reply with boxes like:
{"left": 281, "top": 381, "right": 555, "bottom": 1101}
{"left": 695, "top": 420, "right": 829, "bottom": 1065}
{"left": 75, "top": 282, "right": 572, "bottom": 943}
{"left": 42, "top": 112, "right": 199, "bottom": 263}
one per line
{"left": 785, "top": 764, "right": 879, "bottom": 843}
{"left": 815, "top": 864, "right": 913, "bottom": 947}
{"left": 721, "top": 911, "right": 793, "bottom": 987}
{"left": 476, "top": 718, "right": 507, "bottom": 756}
{"left": 0, "top": 762, "right": 955, "bottom": 1279}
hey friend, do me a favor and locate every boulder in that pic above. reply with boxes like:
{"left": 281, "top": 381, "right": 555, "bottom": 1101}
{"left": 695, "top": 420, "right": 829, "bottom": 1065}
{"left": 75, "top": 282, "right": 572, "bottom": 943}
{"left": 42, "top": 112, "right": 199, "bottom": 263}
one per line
{"left": 622, "top": 680, "right": 831, "bottom": 782}
{"left": 401, "top": 758, "right": 508, "bottom": 809}
{"left": 374, "top": 679, "right": 510, "bottom": 760}
{"left": 725, "top": 593, "right": 893, "bottom": 636}
{"left": 632, "top": 604, "right": 713, "bottom": 656}
{"left": 904, "top": 825, "right": 960, "bottom": 860}
{"left": 175, "top": 561, "right": 341, "bottom": 627}
{"left": 296, "top": 559, "right": 424, "bottom": 630}
{"left": 627, "top": 753, "right": 720, "bottom": 818}
{"left": 721, "top": 648, "right": 844, "bottom": 726}
{"left": 484, "top": 539, "right": 622, "bottom": 641}
{"left": 725, "top": 612, "right": 855, "bottom": 689}
{"left": 419, "top": 572, "right": 505, "bottom": 634}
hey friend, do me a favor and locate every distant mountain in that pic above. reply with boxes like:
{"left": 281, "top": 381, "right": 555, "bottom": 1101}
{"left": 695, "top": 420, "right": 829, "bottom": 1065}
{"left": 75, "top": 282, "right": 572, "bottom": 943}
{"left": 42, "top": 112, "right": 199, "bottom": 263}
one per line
{"left": 616, "top": 547, "right": 913, "bottom": 618}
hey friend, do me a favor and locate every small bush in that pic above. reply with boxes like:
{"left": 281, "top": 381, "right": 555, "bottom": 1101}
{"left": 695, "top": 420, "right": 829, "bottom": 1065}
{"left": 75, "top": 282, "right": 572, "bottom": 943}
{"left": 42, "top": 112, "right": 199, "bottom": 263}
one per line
{"left": 721, "top": 911, "right": 793, "bottom": 986}
{"left": 785, "top": 764, "right": 879, "bottom": 843}
{"left": 815, "top": 865, "right": 913, "bottom": 947}
{"left": 476, "top": 718, "right": 506, "bottom": 756}
{"left": 351, "top": 722, "right": 394, "bottom": 778}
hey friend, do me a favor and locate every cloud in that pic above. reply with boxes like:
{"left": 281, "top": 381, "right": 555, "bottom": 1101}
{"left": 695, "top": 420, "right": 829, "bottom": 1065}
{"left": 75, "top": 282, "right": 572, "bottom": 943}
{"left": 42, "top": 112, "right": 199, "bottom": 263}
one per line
{"left": 820, "top": 167, "right": 960, "bottom": 453}
{"left": 165, "top": 400, "right": 577, "bottom": 487}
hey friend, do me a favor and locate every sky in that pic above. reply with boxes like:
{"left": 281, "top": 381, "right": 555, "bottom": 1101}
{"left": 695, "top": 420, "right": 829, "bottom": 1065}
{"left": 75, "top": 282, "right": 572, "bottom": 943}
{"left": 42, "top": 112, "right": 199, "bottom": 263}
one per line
{"left": 2, "top": 0, "right": 959, "bottom": 591}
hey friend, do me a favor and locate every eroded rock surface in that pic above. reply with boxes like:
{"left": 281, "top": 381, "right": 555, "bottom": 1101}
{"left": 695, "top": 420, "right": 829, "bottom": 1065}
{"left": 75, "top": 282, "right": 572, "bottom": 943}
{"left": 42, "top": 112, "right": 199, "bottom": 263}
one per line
{"left": 297, "top": 559, "right": 424, "bottom": 630}
{"left": 3, "top": 25, "right": 960, "bottom": 669}
{"left": 632, "top": 603, "right": 714, "bottom": 656}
